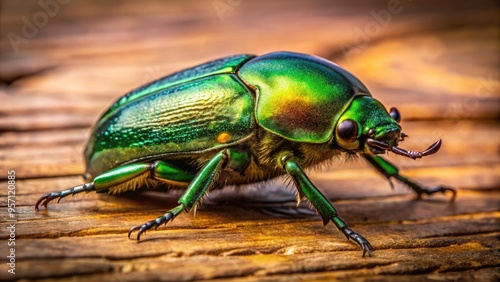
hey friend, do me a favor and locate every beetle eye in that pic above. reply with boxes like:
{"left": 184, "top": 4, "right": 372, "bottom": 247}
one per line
{"left": 336, "top": 119, "right": 358, "bottom": 142}
{"left": 390, "top": 107, "right": 401, "bottom": 123}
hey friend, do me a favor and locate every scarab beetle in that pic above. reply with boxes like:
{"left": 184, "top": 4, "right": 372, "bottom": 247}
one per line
{"left": 36, "top": 51, "right": 456, "bottom": 256}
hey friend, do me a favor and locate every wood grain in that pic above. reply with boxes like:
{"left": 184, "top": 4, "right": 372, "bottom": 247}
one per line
{"left": 0, "top": 0, "right": 499, "bottom": 281}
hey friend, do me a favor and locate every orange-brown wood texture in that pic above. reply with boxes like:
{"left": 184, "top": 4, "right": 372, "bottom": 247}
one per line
{"left": 0, "top": 0, "right": 499, "bottom": 281}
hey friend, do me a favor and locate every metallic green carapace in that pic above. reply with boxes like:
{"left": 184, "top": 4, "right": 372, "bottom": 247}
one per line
{"left": 85, "top": 74, "right": 256, "bottom": 176}
{"left": 36, "top": 51, "right": 455, "bottom": 257}
{"left": 86, "top": 54, "right": 256, "bottom": 176}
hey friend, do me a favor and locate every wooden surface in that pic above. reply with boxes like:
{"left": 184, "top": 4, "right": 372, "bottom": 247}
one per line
{"left": 1, "top": 0, "right": 499, "bottom": 281}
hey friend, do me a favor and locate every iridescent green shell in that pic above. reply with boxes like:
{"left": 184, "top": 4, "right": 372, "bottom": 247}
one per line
{"left": 85, "top": 51, "right": 372, "bottom": 177}
{"left": 85, "top": 55, "right": 256, "bottom": 176}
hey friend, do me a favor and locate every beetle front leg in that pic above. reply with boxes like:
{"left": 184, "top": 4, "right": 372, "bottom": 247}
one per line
{"left": 279, "top": 154, "right": 373, "bottom": 257}
{"left": 363, "top": 154, "right": 456, "bottom": 201}
{"left": 128, "top": 148, "right": 251, "bottom": 240}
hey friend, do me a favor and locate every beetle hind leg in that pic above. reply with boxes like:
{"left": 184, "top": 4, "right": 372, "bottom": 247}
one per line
{"left": 34, "top": 161, "right": 194, "bottom": 211}
{"left": 35, "top": 182, "right": 96, "bottom": 211}
{"left": 363, "top": 154, "right": 456, "bottom": 201}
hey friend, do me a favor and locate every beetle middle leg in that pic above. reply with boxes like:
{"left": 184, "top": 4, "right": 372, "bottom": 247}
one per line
{"left": 128, "top": 148, "right": 251, "bottom": 240}
{"left": 279, "top": 153, "right": 373, "bottom": 257}
{"left": 363, "top": 154, "right": 456, "bottom": 200}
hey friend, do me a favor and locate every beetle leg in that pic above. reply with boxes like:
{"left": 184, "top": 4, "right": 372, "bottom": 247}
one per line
{"left": 363, "top": 154, "right": 456, "bottom": 201}
{"left": 35, "top": 162, "right": 193, "bottom": 211}
{"left": 279, "top": 154, "right": 373, "bottom": 257}
{"left": 35, "top": 182, "right": 96, "bottom": 211}
{"left": 35, "top": 163, "right": 154, "bottom": 210}
{"left": 128, "top": 148, "right": 251, "bottom": 240}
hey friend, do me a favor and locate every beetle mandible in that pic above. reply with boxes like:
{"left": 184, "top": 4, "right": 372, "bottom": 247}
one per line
{"left": 35, "top": 51, "right": 456, "bottom": 257}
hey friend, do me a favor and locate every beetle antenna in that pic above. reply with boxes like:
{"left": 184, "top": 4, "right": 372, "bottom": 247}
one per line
{"left": 366, "top": 139, "right": 442, "bottom": 160}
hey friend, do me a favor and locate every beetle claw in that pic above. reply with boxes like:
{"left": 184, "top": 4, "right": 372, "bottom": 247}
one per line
{"left": 413, "top": 185, "right": 457, "bottom": 202}
{"left": 128, "top": 225, "right": 141, "bottom": 240}
{"left": 341, "top": 227, "right": 374, "bottom": 257}
{"left": 35, "top": 192, "right": 60, "bottom": 211}
{"left": 128, "top": 223, "right": 153, "bottom": 241}
{"left": 128, "top": 211, "right": 179, "bottom": 240}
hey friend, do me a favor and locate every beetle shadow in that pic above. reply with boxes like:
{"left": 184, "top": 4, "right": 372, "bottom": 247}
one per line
{"left": 99, "top": 182, "right": 457, "bottom": 226}
{"left": 99, "top": 188, "right": 184, "bottom": 210}
{"left": 100, "top": 183, "right": 318, "bottom": 218}
{"left": 203, "top": 185, "right": 318, "bottom": 219}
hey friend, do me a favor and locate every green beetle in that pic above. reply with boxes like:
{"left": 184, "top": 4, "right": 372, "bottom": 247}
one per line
{"left": 36, "top": 51, "right": 455, "bottom": 257}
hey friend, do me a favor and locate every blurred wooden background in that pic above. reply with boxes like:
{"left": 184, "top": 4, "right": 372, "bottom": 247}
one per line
{"left": 0, "top": 0, "right": 499, "bottom": 281}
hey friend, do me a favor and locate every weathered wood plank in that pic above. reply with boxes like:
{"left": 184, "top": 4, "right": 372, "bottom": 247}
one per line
{"left": 3, "top": 235, "right": 498, "bottom": 281}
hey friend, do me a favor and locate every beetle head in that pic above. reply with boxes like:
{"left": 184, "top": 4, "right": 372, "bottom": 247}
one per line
{"left": 334, "top": 96, "right": 441, "bottom": 159}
